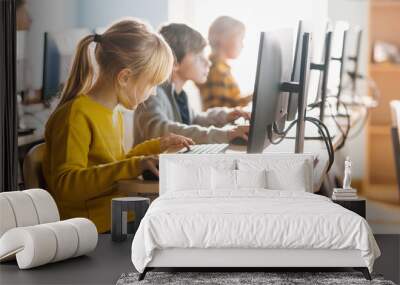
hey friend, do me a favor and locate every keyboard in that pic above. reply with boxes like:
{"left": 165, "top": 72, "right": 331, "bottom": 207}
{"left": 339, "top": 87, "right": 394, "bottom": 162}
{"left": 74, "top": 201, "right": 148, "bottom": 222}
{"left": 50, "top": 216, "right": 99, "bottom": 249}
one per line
{"left": 178, "top": 144, "right": 229, "bottom": 154}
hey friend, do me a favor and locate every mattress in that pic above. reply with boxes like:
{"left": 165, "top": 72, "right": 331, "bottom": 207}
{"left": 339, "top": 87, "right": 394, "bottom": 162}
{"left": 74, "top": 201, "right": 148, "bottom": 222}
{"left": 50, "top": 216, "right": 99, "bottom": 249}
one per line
{"left": 131, "top": 190, "right": 380, "bottom": 273}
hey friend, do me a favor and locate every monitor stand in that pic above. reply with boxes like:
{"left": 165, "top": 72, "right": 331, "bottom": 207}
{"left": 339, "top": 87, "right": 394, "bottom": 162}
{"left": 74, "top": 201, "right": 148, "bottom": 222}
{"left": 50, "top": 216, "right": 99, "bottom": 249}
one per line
{"left": 279, "top": 33, "right": 312, "bottom": 154}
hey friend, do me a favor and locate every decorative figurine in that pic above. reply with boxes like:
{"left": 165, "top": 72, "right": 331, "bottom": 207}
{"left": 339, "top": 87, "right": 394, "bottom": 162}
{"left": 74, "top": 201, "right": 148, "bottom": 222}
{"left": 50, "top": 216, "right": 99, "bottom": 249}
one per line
{"left": 343, "top": 156, "right": 352, "bottom": 190}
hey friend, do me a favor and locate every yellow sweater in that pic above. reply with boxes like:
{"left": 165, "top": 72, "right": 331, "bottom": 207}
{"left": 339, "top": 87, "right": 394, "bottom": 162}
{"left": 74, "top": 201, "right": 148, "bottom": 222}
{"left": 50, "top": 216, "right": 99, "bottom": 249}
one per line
{"left": 42, "top": 94, "right": 160, "bottom": 233}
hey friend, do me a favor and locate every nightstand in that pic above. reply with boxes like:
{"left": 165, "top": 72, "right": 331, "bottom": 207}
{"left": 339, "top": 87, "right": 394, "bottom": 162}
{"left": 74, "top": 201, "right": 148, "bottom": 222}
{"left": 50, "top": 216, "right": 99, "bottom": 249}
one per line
{"left": 332, "top": 198, "right": 366, "bottom": 218}
{"left": 111, "top": 197, "right": 150, "bottom": 242}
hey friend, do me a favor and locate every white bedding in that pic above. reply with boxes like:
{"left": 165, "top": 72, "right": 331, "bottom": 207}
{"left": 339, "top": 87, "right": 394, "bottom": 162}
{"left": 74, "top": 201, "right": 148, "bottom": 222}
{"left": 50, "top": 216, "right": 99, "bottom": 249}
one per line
{"left": 131, "top": 190, "right": 380, "bottom": 273}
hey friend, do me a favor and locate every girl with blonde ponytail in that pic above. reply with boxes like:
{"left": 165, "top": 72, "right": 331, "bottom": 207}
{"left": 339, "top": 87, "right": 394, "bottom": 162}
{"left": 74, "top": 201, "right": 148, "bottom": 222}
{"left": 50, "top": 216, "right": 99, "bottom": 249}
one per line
{"left": 43, "top": 18, "right": 194, "bottom": 233}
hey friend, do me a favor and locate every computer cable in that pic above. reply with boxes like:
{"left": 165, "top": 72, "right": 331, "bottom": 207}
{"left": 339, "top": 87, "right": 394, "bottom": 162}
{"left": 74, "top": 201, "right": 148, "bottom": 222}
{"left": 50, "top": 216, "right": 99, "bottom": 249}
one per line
{"left": 307, "top": 97, "right": 350, "bottom": 148}
{"left": 304, "top": 116, "right": 335, "bottom": 172}
{"left": 306, "top": 117, "right": 334, "bottom": 160}
{"left": 307, "top": 101, "right": 322, "bottom": 111}
{"left": 269, "top": 120, "right": 298, "bottom": 145}
{"left": 347, "top": 107, "right": 370, "bottom": 140}
{"left": 347, "top": 73, "right": 381, "bottom": 102}
{"left": 327, "top": 101, "right": 350, "bottom": 150}
{"left": 326, "top": 92, "right": 370, "bottom": 141}
{"left": 270, "top": 117, "right": 335, "bottom": 172}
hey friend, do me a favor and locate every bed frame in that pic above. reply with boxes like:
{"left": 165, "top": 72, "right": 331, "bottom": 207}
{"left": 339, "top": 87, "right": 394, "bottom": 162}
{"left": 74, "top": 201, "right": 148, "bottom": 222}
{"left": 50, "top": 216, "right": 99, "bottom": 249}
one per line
{"left": 138, "top": 248, "right": 371, "bottom": 281}
{"left": 137, "top": 154, "right": 373, "bottom": 281}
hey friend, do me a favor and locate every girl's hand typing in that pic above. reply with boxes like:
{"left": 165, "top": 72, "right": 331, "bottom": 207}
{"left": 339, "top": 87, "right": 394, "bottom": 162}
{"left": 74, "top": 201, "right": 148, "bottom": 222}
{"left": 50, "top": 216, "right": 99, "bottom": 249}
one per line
{"left": 160, "top": 133, "right": 195, "bottom": 152}
{"left": 138, "top": 155, "right": 159, "bottom": 176}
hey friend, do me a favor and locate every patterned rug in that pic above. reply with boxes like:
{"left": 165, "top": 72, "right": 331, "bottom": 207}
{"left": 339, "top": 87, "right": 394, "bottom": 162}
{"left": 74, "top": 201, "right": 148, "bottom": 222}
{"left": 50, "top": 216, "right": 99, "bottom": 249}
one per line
{"left": 116, "top": 271, "right": 396, "bottom": 285}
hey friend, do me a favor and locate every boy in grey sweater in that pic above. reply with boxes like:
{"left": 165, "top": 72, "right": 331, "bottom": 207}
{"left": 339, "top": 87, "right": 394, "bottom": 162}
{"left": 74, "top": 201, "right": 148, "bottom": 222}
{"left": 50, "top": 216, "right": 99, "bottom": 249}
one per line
{"left": 134, "top": 23, "right": 249, "bottom": 145}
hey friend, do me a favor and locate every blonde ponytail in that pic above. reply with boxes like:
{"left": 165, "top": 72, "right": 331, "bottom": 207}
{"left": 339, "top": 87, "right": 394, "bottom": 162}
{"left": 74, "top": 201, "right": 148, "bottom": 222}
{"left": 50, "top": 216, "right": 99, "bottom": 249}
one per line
{"left": 58, "top": 35, "right": 95, "bottom": 108}
{"left": 56, "top": 18, "right": 174, "bottom": 110}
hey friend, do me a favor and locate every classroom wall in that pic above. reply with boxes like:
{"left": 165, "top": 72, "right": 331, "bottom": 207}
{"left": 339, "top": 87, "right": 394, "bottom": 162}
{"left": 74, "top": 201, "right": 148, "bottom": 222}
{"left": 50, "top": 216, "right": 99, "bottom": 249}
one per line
{"left": 328, "top": 0, "right": 370, "bottom": 179}
{"left": 26, "top": 0, "right": 79, "bottom": 89}
{"left": 77, "top": 0, "right": 168, "bottom": 30}
{"left": 22, "top": 0, "right": 369, "bottom": 181}
{"left": 169, "top": 0, "right": 368, "bottom": 179}
{"left": 169, "top": 0, "right": 328, "bottom": 94}
{"left": 168, "top": 0, "right": 329, "bottom": 111}
{"left": 25, "top": 0, "right": 169, "bottom": 90}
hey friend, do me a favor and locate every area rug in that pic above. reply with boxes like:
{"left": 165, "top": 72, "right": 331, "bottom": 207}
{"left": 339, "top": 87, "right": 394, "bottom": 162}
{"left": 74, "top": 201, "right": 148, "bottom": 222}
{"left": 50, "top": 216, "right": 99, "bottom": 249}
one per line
{"left": 116, "top": 271, "right": 396, "bottom": 285}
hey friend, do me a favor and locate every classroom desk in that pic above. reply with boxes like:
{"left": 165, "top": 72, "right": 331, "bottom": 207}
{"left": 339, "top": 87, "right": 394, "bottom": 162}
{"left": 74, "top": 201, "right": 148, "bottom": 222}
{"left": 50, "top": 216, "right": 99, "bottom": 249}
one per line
{"left": 117, "top": 105, "right": 367, "bottom": 196}
{"left": 18, "top": 128, "right": 45, "bottom": 148}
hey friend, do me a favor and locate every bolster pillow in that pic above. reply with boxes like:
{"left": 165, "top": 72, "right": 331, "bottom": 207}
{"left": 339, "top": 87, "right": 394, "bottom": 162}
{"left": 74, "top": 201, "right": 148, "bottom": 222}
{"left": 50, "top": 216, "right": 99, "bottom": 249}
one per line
{"left": 0, "top": 189, "right": 98, "bottom": 269}
{"left": 0, "top": 218, "right": 98, "bottom": 269}
{"left": 0, "top": 189, "right": 60, "bottom": 237}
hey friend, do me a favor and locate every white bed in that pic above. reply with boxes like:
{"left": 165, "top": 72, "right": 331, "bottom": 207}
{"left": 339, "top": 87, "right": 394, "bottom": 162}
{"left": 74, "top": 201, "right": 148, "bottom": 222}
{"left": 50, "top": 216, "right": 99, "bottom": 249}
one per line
{"left": 131, "top": 154, "right": 380, "bottom": 280}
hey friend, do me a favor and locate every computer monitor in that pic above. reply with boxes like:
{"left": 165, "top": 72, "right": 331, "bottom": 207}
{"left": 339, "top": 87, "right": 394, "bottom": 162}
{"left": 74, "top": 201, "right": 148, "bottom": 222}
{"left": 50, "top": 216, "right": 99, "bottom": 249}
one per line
{"left": 16, "top": 31, "right": 28, "bottom": 95}
{"left": 347, "top": 27, "right": 362, "bottom": 96}
{"left": 286, "top": 21, "right": 334, "bottom": 135}
{"left": 247, "top": 29, "right": 312, "bottom": 154}
{"left": 329, "top": 22, "right": 349, "bottom": 107}
{"left": 42, "top": 29, "right": 91, "bottom": 103}
{"left": 42, "top": 32, "right": 61, "bottom": 102}
{"left": 247, "top": 30, "right": 292, "bottom": 153}
{"left": 336, "top": 30, "right": 348, "bottom": 105}
{"left": 286, "top": 20, "right": 313, "bottom": 121}
{"left": 314, "top": 29, "right": 333, "bottom": 121}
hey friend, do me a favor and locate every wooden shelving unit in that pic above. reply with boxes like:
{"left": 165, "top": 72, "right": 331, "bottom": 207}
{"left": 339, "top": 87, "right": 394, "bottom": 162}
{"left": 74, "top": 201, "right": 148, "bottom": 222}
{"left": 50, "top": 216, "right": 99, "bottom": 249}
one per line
{"left": 369, "top": 63, "right": 400, "bottom": 73}
{"left": 364, "top": 0, "right": 400, "bottom": 203}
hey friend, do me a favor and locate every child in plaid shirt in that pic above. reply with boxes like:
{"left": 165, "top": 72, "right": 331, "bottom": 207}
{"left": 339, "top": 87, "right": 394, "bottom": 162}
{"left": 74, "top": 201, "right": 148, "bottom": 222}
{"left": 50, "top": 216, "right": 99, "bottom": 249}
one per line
{"left": 198, "top": 16, "right": 252, "bottom": 110}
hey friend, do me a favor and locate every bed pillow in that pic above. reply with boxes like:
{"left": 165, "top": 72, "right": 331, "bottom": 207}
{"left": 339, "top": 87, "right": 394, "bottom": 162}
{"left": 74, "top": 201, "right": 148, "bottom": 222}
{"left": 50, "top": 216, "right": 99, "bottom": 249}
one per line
{"left": 167, "top": 163, "right": 212, "bottom": 192}
{"left": 236, "top": 169, "right": 267, "bottom": 189}
{"left": 212, "top": 168, "right": 237, "bottom": 191}
{"left": 237, "top": 158, "right": 312, "bottom": 192}
{"left": 265, "top": 161, "right": 310, "bottom": 192}
{"left": 211, "top": 168, "right": 268, "bottom": 191}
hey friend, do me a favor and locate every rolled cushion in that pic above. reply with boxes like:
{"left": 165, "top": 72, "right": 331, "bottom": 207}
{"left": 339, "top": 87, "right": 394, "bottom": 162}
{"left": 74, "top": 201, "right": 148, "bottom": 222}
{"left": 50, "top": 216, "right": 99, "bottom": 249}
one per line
{"left": 24, "top": 189, "right": 59, "bottom": 223}
{"left": 65, "top": 218, "right": 98, "bottom": 257}
{"left": 0, "top": 189, "right": 59, "bottom": 239}
{"left": 0, "top": 226, "right": 57, "bottom": 268}
{"left": 0, "top": 218, "right": 97, "bottom": 269}
{"left": 42, "top": 221, "right": 79, "bottom": 262}
{"left": 0, "top": 196, "right": 17, "bottom": 237}
{"left": 0, "top": 191, "right": 39, "bottom": 227}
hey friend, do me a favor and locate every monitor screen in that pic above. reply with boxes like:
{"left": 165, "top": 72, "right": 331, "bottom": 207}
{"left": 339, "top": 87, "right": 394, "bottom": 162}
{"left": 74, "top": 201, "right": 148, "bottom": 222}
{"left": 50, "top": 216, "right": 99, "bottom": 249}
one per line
{"left": 247, "top": 29, "right": 293, "bottom": 153}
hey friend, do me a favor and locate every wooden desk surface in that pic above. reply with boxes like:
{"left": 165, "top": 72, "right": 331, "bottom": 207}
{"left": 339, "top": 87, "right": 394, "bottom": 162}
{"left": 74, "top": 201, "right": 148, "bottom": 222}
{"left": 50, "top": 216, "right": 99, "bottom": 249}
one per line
{"left": 118, "top": 105, "right": 366, "bottom": 195}
{"left": 18, "top": 128, "right": 44, "bottom": 147}
{"left": 18, "top": 105, "right": 365, "bottom": 195}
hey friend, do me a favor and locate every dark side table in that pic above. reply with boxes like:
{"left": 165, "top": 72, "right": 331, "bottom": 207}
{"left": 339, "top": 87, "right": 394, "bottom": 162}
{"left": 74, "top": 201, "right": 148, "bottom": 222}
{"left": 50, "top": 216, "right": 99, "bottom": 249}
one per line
{"left": 332, "top": 198, "right": 366, "bottom": 218}
{"left": 111, "top": 197, "right": 150, "bottom": 242}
